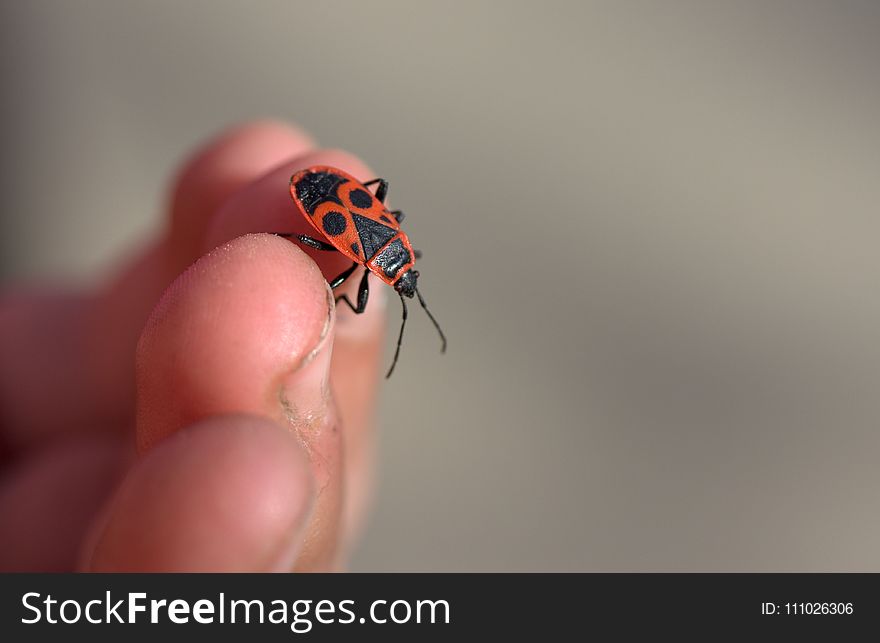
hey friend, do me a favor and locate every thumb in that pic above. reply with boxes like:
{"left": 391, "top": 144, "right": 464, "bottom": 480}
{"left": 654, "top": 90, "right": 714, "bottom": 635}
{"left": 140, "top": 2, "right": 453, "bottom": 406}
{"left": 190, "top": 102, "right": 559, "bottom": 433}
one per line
{"left": 87, "top": 234, "right": 343, "bottom": 570}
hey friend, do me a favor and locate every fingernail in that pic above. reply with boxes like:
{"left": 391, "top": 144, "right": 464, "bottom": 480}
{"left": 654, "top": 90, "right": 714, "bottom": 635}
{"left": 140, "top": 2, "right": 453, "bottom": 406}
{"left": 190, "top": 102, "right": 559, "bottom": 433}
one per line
{"left": 278, "top": 282, "right": 335, "bottom": 448}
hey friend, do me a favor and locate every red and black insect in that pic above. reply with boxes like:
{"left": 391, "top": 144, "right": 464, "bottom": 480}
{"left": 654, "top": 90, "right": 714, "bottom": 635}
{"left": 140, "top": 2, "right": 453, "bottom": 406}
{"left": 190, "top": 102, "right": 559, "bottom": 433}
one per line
{"left": 280, "top": 165, "right": 446, "bottom": 377}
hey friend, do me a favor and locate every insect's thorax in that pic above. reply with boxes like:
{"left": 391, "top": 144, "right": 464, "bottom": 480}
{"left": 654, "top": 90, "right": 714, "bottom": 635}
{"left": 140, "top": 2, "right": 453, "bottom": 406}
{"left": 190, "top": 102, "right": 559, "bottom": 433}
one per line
{"left": 292, "top": 169, "right": 416, "bottom": 285}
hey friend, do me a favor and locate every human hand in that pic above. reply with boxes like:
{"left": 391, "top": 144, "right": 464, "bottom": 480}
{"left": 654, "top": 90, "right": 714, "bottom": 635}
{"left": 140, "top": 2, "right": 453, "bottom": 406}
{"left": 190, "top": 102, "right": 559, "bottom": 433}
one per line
{"left": 0, "top": 121, "right": 385, "bottom": 571}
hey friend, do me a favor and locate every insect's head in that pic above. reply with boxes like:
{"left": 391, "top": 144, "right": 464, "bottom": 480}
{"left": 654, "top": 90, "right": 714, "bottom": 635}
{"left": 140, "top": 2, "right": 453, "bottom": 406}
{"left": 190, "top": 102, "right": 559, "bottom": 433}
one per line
{"left": 394, "top": 269, "right": 419, "bottom": 298}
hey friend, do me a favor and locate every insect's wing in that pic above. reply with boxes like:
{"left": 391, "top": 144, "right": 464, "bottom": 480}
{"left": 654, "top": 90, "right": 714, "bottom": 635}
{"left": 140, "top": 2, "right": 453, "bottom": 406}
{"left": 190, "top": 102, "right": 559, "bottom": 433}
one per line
{"left": 311, "top": 201, "right": 363, "bottom": 263}
{"left": 337, "top": 179, "right": 403, "bottom": 263}
{"left": 290, "top": 166, "right": 401, "bottom": 264}
{"left": 337, "top": 180, "right": 401, "bottom": 230}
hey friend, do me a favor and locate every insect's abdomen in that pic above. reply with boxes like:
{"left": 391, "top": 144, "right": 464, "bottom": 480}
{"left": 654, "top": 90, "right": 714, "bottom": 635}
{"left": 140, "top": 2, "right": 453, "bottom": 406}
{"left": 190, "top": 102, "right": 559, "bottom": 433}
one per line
{"left": 368, "top": 234, "right": 416, "bottom": 286}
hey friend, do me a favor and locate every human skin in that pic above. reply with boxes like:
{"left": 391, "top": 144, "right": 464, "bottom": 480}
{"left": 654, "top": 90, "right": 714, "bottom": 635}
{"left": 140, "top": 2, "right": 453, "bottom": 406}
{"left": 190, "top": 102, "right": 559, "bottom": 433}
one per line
{"left": 0, "top": 121, "right": 385, "bottom": 571}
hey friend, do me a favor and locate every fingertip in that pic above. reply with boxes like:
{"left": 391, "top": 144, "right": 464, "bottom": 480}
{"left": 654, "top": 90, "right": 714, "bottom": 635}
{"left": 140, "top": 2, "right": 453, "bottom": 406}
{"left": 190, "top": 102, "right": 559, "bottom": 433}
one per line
{"left": 135, "top": 232, "right": 347, "bottom": 570}
{"left": 0, "top": 436, "right": 126, "bottom": 571}
{"left": 168, "top": 120, "right": 316, "bottom": 271}
{"left": 85, "top": 414, "right": 315, "bottom": 572}
{"left": 136, "top": 233, "right": 332, "bottom": 453}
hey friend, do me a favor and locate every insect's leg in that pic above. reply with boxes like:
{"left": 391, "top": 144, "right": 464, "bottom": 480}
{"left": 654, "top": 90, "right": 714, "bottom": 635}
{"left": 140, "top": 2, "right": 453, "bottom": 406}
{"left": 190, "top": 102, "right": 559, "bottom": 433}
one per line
{"left": 329, "top": 262, "right": 359, "bottom": 289}
{"left": 386, "top": 295, "right": 408, "bottom": 378}
{"left": 298, "top": 234, "right": 338, "bottom": 251}
{"left": 362, "top": 178, "right": 388, "bottom": 203}
{"left": 413, "top": 249, "right": 422, "bottom": 260}
{"left": 273, "top": 233, "right": 337, "bottom": 251}
{"left": 335, "top": 269, "right": 370, "bottom": 314}
{"left": 390, "top": 209, "right": 405, "bottom": 223}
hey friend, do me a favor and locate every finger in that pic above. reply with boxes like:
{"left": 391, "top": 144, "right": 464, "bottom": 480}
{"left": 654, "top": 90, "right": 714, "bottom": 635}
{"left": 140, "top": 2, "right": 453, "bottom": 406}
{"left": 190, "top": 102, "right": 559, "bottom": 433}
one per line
{"left": 203, "top": 151, "right": 388, "bottom": 552}
{"left": 0, "top": 121, "right": 315, "bottom": 449}
{"left": 330, "top": 273, "right": 386, "bottom": 552}
{"left": 203, "top": 149, "right": 375, "bottom": 283}
{"left": 88, "top": 120, "right": 317, "bottom": 430}
{"left": 0, "top": 436, "right": 126, "bottom": 571}
{"left": 167, "top": 119, "right": 316, "bottom": 274}
{"left": 0, "top": 290, "right": 95, "bottom": 451}
{"left": 135, "top": 234, "right": 343, "bottom": 570}
{"left": 84, "top": 414, "right": 314, "bottom": 572}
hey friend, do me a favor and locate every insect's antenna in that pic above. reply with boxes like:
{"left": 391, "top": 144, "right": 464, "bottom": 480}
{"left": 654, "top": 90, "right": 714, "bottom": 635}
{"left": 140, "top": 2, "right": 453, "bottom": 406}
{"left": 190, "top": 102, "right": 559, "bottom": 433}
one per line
{"left": 415, "top": 288, "right": 447, "bottom": 353}
{"left": 386, "top": 295, "right": 408, "bottom": 379}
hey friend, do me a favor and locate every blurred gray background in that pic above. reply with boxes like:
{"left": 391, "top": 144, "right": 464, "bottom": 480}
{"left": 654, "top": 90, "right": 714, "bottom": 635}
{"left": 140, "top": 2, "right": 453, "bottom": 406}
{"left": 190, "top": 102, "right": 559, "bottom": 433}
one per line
{"left": 2, "top": 1, "right": 880, "bottom": 570}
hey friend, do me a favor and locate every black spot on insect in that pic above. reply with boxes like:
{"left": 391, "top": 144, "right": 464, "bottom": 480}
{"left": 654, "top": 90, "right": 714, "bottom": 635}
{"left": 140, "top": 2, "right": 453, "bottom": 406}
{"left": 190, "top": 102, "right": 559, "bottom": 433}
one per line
{"left": 295, "top": 171, "right": 345, "bottom": 214}
{"left": 322, "top": 211, "right": 347, "bottom": 236}
{"left": 380, "top": 215, "right": 392, "bottom": 223}
{"left": 350, "top": 242, "right": 360, "bottom": 256}
{"left": 349, "top": 188, "right": 373, "bottom": 209}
